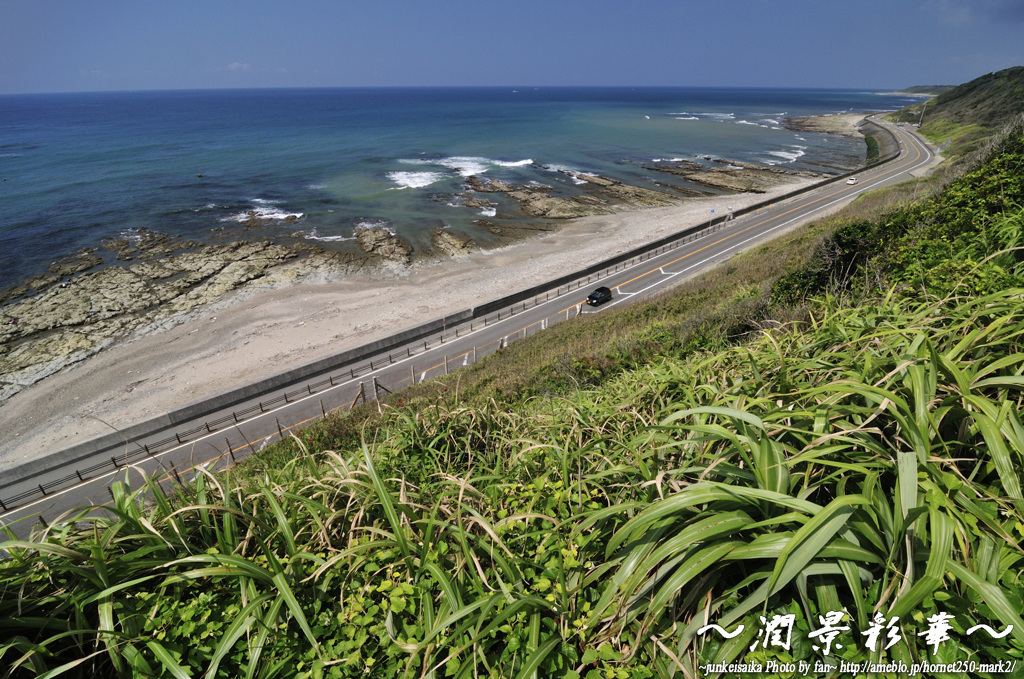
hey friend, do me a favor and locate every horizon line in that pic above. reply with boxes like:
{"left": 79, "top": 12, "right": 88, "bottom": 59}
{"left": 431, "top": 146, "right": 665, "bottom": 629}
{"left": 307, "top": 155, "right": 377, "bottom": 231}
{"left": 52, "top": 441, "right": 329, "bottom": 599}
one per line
{"left": 0, "top": 83, "right": 929, "bottom": 98}
{"left": 0, "top": 83, "right": 918, "bottom": 98}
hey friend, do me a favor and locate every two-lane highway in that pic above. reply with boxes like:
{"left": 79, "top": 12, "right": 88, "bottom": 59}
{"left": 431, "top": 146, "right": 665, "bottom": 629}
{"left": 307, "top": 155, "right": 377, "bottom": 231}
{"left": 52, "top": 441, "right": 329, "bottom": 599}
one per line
{"left": 1, "top": 119, "right": 935, "bottom": 533}
{"left": 601, "top": 118, "right": 932, "bottom": 307}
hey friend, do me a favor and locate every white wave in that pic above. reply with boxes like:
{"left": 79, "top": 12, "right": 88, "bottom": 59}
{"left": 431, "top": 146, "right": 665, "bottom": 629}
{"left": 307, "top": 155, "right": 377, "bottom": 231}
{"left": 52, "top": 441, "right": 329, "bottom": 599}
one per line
{"left": 494, "top": 158, "right": 533, "bottom": 168}
{"left": 737, "top": 120, "right": 768, "bottom": 127}
{"left": 552, "top": 167, "right": 598, "bottom": 187}
{"left": 251, "top": 197, "right": 283, "bottom": 205}
{"left": 547, "top": 166, "right": 598, "bottom": 185}
{"left": 386, "top": 171, "right": 445, "bottom": 189}
{"left": 438, "top": 157, "right": 491, "bottom": 176}
{"left": 439, "top": 156, "right": 533, "bottom": 175}
{"left": 480, "top": 207, "right": 497, "bottom": 217}
{"left": 221, "top": 205, "right": 304, "bottom": 223}
{"left": 117, "top": 228, "right": 145, "bottom": 242}
{"left": 398, "top": 156, "right": 532, "bottom": 177}
{"left": 767, "top": 147, "right": 806, "bottom": 163}
{"left": 354, "top": 219, "right": 395, "bottom": 234}
{"left": 541, "top": 163, "right": 586, "bottom": 175}
{"left": 674, "top": 116, "right": 699, "bottom": 121}
{"left": 301, "top": 228, "right": 354, "bottom": 242}
{"left": 306, "top": 183, "right": 326, "bottom": 190}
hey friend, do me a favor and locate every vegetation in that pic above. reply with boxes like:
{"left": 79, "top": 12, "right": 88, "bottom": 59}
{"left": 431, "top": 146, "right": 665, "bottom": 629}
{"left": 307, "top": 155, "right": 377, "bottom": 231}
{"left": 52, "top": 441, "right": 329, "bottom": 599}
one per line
{"left": 4, "top": 79, "right": 1024, "bottom": 677}
{"left": 888, "top": 66, "right": 1024, "bottom": 160}
{"left": 863, "top": 133, "right": 880, "bottom": 163}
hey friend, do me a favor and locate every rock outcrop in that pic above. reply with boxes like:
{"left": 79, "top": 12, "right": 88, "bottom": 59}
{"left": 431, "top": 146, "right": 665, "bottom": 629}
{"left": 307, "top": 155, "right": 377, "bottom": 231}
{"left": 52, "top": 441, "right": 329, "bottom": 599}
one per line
{"left": 464, "top": 173, "right": 673, "bottom": 220}
{"left": 0, "top": 240, "right": 299, "bottom": 401}
{"left": 557, "top": 170, "right": 676, "bottom": 208}
{"left": 430, "top": 228, "right": 475, "bottom": 257}
{"left": 0, "top": 248, "right": 104, "bottom": 303}
{"left": 646, "top": 159, "right": 813, "bottom": 194}
{"left": 354, "top": 225, "right": 413, "bottom": 266}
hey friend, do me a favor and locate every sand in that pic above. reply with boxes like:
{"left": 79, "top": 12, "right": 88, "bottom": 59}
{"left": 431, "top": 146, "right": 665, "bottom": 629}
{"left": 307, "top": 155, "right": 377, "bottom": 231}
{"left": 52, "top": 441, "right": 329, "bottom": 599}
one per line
{"left": 0, "top": 115, "right": 871, "bottom": 468}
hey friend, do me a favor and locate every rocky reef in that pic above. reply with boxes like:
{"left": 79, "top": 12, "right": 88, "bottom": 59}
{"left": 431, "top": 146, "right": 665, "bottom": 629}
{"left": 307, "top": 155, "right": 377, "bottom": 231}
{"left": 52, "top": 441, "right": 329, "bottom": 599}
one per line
{"left": 464, "top": 169, "right": 675, "bottom": 220}
{"left": 0, "top": 248, "right": 104, "bottom": 303}
{"left": 645, "top": 159, "right": 816, "bottom": 194}
{"left": 0, "top": 235, "right": 384, "bottom": 402}
{"left": 353, "top": 225, "right": 413, "bottom": 266}
{"left": 430, "top": 228, "right": 475, "bottom": 257}
{"left": 0, "top": 240, "right": 300, "bottom": 400}
{"left": 783, "top": 114, "right": 865, "bottom": 137}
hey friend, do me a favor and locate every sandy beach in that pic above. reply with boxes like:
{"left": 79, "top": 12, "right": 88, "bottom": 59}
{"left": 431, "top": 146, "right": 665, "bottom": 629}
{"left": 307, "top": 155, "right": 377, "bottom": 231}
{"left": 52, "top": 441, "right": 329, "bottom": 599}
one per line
{"left": 0, "top": 114, "right": 869, "bottom": 468}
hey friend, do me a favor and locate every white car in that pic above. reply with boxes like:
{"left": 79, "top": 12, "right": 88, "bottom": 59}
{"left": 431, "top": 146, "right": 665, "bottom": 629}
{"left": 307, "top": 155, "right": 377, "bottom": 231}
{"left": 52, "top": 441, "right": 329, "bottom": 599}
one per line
{"left": 846, "top": 177, "right": 858, "bottom": 185}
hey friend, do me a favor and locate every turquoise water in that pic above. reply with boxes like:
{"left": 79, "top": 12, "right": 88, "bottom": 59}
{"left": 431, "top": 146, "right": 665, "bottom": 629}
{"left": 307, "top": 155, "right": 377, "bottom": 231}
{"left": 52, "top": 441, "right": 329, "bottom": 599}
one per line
{"left": 0, "top": 87, "right": 921, "bottom": 289}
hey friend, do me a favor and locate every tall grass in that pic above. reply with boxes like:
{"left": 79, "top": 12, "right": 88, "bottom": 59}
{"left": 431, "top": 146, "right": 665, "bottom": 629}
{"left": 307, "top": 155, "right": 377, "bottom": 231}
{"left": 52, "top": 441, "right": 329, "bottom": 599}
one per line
{"left": 4, "top": 281, "right": 1024, "bottom": 677}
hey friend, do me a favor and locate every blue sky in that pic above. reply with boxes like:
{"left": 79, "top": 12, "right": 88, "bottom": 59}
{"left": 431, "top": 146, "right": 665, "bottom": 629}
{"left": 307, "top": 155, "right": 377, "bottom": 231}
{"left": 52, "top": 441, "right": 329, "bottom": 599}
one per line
{"left": 1, "top": 0, "right": 1022, "bottom": 94}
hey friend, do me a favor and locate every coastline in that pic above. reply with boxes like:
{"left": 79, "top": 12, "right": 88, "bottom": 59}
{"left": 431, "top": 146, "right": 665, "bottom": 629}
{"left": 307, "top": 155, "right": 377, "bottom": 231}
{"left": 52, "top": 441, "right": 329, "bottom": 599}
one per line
{"left": 0, "top": 114, "right": 867, "bottom": 467}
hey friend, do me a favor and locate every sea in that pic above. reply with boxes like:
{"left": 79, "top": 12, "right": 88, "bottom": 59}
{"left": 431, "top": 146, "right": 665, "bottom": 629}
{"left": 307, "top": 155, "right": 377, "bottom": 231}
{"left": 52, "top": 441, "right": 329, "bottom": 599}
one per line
{"left": 0, "top": 87, "right": 923, "bottom": 291}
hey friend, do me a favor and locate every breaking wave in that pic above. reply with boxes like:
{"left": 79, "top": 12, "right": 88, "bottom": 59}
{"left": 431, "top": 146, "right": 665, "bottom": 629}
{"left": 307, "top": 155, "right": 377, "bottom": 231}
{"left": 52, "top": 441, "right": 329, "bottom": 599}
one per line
{"left": 387, "top": 171, "right": 446, "bottom": 189}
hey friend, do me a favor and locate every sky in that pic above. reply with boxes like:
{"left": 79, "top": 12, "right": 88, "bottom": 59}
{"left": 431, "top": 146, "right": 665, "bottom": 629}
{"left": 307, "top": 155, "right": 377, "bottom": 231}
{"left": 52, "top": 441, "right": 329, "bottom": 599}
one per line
{"left": 1, "top": 0, "right": 1022, "bottom": 95}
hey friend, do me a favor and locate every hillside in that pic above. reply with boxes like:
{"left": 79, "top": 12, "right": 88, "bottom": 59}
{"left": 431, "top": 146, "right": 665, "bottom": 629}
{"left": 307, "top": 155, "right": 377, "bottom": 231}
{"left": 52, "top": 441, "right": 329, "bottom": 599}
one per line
{"left": 890, "top": 65, "right": 1024, "bottom": 156}
{"left": 921, "top": 65, "right": 1024, "bottom": 129}
{"left": 3, "top": 76, "right": 1024, "bottom": 677}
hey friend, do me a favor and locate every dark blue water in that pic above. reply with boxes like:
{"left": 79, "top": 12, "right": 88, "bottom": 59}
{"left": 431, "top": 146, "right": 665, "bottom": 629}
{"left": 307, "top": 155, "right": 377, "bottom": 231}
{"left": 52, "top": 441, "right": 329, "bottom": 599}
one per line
{"left": 0, "top": 87, "right": 921, "bottom": 290}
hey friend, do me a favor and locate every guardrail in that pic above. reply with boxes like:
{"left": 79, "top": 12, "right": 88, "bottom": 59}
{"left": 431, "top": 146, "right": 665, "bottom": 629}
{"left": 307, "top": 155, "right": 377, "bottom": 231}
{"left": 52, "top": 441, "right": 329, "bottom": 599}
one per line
{"left": 0, "top": 121, "right": 903, "bottom": 513}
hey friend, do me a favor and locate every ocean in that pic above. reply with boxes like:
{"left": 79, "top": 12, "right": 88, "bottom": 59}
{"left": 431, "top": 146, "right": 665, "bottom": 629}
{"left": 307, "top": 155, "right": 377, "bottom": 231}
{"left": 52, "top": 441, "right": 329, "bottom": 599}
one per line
{"left": 0, "top": 87, "right": 921, "bottom": 291}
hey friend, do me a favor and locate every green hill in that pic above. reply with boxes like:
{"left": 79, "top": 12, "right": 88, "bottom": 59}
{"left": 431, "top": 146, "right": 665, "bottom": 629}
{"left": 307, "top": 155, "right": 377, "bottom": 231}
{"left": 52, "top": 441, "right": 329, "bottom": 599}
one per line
{"left": 923, "top": 65, "right": 1024, "bottom": 129}
{"left": 890, "top": 65, "right": 1024, "bottom": 157}
{"left": 4, "top": 75, "right": 1024, "bottom": 678}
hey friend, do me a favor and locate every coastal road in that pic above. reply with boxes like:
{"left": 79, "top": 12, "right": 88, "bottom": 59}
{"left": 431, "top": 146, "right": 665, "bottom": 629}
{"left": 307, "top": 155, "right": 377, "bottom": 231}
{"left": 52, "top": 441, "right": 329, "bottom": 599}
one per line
{"left": 0, "top": 119, "right": 935, "bottom": 535}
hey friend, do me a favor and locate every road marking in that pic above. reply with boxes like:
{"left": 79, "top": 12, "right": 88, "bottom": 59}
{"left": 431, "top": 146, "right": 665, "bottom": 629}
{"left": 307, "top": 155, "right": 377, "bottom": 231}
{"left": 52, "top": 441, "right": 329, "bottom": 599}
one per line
{"left": 610, "top": 130, "right": 930, "bottom": 297}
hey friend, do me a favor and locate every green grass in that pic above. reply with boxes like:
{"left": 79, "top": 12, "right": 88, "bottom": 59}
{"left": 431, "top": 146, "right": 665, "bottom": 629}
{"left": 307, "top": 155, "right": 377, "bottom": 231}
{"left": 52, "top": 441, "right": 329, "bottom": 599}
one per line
{"left": 3, "top": 122, "right": 1024, "bottom": 678}
{"left": 864, "top": 133, "right": 880, "bottom": 163}
{"left": 919, "top": 119, "right": 992, "bottom": 158}
{"left": 6, "top": 283, "right": 1024, "bottom": 677}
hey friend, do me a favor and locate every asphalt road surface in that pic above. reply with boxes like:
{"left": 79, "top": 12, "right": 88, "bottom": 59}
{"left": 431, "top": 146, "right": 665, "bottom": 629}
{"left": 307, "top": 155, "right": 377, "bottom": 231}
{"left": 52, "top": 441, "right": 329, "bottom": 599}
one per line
{"left": 0, "top": 119, "right": 935, "bottom": 535}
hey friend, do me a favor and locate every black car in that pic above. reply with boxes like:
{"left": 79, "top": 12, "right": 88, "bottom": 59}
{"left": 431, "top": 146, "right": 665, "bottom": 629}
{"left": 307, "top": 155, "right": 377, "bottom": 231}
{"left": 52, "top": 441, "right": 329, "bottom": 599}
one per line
{"left": 586, "top": 286, "right": 613, "bottom": 306}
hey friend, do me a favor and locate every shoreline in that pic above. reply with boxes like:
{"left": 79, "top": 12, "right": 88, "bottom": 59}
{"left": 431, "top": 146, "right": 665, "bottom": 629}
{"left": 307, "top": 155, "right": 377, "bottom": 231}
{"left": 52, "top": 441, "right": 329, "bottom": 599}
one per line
{"left": 0, "top": 114, "right": 868, "bottom": 467}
